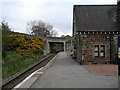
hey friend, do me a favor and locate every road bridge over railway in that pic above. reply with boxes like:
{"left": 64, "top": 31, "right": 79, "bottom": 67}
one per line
{"left": 43, "top": 37, "right": 70, "bottom": 55}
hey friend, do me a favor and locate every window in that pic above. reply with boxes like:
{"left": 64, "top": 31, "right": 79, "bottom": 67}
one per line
{"left": 100, "top": 45, "right": 105, "bottom": 57}
{"left": 94, "top": 45, "right": 99, "bottom": 57}
{"left": 94, "top": 45, "right": 105, "bottom": 57}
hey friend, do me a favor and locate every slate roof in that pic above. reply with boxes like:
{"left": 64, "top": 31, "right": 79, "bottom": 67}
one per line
{"left": 73, "top": 5, "right": 117, "bottom": 34}
{"left": 117, "top": 2, "right": 120, "bottom": 30}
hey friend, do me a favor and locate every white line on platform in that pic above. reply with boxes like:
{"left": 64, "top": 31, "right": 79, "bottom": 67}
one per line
{"left": 35, "top": 72, "right": 43, "bottom": 74}
{"left": 13, "top": 67, "right": 43, "bottom": 89}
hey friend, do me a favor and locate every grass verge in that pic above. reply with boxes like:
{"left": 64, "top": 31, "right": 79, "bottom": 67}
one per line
{"left": 2, "top": 51, "right": 47, "bottom": 80}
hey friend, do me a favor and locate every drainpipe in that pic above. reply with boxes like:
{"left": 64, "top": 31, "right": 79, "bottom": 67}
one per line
{"left": 80, "top": 33, "right": 83, "bottom": 65}
{"left": 110, "top": 33, "right": 112, "bottom": 64}
{"left": 118, "top": 36, "right": 120, "bottom": 76}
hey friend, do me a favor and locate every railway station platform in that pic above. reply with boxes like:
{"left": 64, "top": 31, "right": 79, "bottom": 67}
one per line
{"left": 15, "top": 52, "right": 118, "bottom": 88}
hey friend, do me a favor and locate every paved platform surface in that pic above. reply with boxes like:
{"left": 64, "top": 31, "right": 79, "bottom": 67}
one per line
{"left": 30, "top": 52, "right": 118, "bottom": 88}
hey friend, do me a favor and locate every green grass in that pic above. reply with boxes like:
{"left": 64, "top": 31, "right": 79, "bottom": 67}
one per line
{"left": 2, "top": 51, "right": 46, "bottom": 80}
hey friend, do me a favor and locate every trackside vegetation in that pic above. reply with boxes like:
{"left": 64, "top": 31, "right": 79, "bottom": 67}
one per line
{"left": 1, "top": 21, "right": 47, "bottom": 80}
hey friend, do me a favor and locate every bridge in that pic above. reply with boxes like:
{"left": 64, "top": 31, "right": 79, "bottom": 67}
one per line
{"left": 43, "top": 37, "right": 70, "bottom": 55}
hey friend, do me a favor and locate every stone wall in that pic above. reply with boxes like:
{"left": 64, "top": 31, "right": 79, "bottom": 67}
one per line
{"left": 83, "top": 34, "right": 110, "bottom": 64}
{"left": 75, "top": 33, "right": 118, "bottom": 64}
{"left": 111, "top": 34, "right": 118, "bottom": 64}
{"left": 76, "top": 33, "right": 83, "bottom": 63}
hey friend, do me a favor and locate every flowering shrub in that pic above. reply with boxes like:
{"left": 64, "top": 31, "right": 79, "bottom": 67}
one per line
{"left": 7, "top": 35, "right": 46, "bottom": 58}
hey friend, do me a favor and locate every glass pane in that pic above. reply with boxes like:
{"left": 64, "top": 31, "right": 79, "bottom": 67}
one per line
{"left": 100, "top": 45, "right": 105, "bottom": 51}
{"left": 95, "top": 52, "right": 98, "bottom": 56}
{"left": 95, "top": 46, "right": 99, "bottom": 51}
{"left": 100, "top": 47, "right": 104, "bottom": 51}
{"left": 100, "top": 52, "right": 104, "bottom": 57}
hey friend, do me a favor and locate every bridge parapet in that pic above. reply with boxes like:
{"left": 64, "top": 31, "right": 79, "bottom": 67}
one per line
{"left": 43, "top": 37, "right": 70, "bottom": 42}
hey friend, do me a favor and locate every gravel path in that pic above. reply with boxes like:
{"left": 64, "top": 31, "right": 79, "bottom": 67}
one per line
{"left": 30, "top": 52, "right": 118, "bottom": 88}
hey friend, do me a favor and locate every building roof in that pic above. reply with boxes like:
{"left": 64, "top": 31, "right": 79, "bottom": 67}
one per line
{"left": 117, "top": 1, "right": 120, "bottom": 30}
{"left": 73, "top": 5, "right": 117, "bottom": 34}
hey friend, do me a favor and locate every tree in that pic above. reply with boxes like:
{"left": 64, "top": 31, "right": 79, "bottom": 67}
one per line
{"left": 26, "top": 20, "right": 58, "bottom": 37}
{"left": 65, "top": 35, "right": 71, "bottom": 38}
{"left": 61, "top": 35, "right": 71, "bottom": 38}
{"left": 49, "top": 29, "right": 58, "bottom": 37}
{"left": 61, "top": 35, "right": 75, "bottom": 43}
{"left": 61, "top": 35, "right": 65, "bottom": 38}
{"left": 1, "top": 21, "right": 12, "bottom": 57}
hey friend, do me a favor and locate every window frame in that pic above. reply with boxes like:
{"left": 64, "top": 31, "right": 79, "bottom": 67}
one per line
{"left": 100, "top": 45, "right": 105, "bottom": 57}
{"left": 94, "top": 45, "right": 99, "bottom": 57}
{"left": 94, "top": 45, "right": 105, "bottom": 58}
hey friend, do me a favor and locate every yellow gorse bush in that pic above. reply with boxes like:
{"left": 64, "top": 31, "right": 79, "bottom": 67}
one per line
{"left": 8, "top": 35, "right": 46, "bottom": 58}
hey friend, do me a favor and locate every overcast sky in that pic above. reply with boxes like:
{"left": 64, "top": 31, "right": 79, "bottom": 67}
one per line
{"left": 0, "top": 0, "right": 117, "bottom": 37}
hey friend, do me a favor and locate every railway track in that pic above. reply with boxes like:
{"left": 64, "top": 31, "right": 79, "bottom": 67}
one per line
{"left": 1, "top": 53, "right": 58, "bottom": 89}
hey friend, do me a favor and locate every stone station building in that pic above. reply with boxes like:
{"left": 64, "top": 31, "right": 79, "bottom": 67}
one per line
{"left": 73, "top": 5, "right": 119, "bottom": 64}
